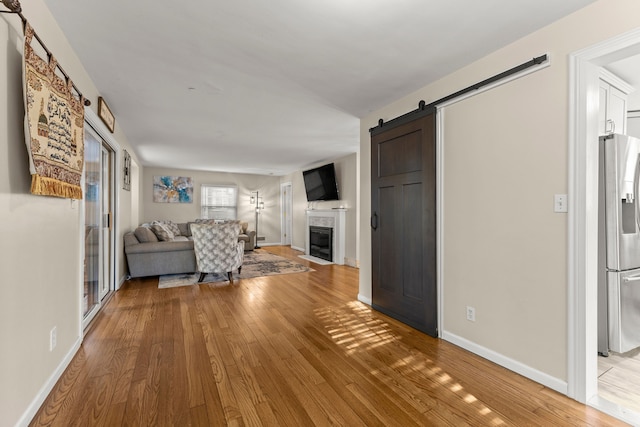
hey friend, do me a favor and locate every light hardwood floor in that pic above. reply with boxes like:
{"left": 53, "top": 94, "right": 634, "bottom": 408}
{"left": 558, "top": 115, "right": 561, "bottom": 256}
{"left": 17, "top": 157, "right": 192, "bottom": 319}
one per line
{"left": 31, "top": 246, "right": 627, "bottom": 426}
{"left": 599, "top": 348, "right": 640, "bottom": 414}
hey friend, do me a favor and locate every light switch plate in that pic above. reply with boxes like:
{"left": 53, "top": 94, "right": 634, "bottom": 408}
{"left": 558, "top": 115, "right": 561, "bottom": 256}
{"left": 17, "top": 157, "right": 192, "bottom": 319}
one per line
{"left": 554, "top": 194, "right": 568, "bottom": 213}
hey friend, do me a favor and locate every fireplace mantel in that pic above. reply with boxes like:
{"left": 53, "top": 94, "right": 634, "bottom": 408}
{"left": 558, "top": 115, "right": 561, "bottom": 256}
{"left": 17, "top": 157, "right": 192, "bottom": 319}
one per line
{"left": 305, "top": 209, "right": 346, "bottom": 265}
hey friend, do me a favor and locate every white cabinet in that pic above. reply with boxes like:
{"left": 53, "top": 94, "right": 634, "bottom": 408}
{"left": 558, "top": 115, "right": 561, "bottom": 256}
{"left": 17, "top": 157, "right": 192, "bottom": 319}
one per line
{"left": 599, "top": 80, "right": 627, "bottom": 135}
{"left": 599, "top": 69, "right": 634, "bottom": 136}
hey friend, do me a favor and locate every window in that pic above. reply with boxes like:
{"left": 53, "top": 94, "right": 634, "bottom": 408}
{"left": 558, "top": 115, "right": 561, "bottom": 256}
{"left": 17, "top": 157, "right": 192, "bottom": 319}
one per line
{"left": 201, "top": 185, "right": 237, "bottom": 220}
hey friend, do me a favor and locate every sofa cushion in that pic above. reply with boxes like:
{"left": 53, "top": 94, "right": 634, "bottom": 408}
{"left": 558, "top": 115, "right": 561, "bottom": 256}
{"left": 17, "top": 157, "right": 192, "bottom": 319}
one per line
{"left": 177, "top": 222, "right": 191, "bottom": 237}
{"left": 151, "top": 222, "right": 175, "bottom": 241}
{"left": 125, "top": 239, "right": 194, "bottom": 254}
{"left": 134, "top": 226, "right": 158, "bottom": 243}
{"left": 194, "top": 218, "right": 218, "bottom": 225}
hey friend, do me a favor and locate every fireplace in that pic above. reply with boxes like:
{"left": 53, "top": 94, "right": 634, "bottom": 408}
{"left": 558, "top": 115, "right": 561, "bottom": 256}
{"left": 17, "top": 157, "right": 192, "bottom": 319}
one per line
{"left": 309, "top": 226, "right": 333, "bottom": 262}
{"left": 305, "top": 209, "right": 346, "bottom": 265}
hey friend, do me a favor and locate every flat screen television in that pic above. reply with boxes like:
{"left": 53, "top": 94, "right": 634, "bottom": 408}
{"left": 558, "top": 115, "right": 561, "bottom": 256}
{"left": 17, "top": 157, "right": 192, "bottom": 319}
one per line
{"left": 302, "top": 163, "right": 339, "bottom": 201}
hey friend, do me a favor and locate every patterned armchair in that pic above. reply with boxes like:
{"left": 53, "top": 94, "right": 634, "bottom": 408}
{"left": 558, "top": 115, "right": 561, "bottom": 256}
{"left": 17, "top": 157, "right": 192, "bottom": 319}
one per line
{"left": 190, "top": 222, "right": 244, "bottom": 283}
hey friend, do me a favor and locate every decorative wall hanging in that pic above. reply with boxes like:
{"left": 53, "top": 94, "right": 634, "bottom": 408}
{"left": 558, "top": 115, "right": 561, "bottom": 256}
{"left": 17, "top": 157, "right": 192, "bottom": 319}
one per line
{"left": 123, "top": 150, "right": 131, "bottom": 191}
{"left": 23, "top": 23, "right": 85, "bottom": 199}
{"left": 153, "top": 176, "right": 193, "bottom": 203}
{"left": 98, "top": 96, "right": 115, "bottom": 133}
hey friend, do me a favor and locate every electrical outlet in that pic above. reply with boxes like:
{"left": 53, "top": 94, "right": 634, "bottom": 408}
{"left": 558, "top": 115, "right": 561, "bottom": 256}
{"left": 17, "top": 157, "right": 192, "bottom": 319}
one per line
{"left": 466, "top": 306, "right": 476, "bottom": 322}
{"left": 50, "top": 326, "right": 57, "bottom": 351}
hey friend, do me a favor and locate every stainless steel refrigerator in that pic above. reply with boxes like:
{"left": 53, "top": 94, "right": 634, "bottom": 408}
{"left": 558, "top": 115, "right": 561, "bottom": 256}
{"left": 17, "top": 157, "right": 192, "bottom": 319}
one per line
{"left": 598, "top": 133, "right": 640, "bottom": 356}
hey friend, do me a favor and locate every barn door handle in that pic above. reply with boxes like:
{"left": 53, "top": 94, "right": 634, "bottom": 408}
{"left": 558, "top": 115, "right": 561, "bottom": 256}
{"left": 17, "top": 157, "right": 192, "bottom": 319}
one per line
{"left": 371, "top": 212, "right": 378, "bottom": 230}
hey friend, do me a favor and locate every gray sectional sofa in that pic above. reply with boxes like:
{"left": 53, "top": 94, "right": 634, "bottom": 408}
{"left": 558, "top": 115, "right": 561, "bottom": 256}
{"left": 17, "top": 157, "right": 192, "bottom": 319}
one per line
{"left": 124, "top": 220, "right": 256, "bottom": 278}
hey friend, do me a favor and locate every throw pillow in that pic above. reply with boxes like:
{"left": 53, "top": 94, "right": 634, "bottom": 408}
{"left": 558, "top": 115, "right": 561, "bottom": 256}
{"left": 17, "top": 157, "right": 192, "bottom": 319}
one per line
{"left": 151, "top": 222, "right": 175, "bottom": 241}
{"left": 134, "top": 226, "right": 158, "bottom": 243}
{"left": 185, "top": 222, "right": 197, "bottom": 237}
{"left": 162, "top": 220, "right": 181, "bottom": 237}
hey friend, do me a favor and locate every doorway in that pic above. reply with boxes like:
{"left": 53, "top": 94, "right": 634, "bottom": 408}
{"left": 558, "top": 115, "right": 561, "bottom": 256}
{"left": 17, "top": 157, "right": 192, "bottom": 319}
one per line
{"left": 570, "top": 27, "right": 640, "bottom": 423}
{"left": 82, "top": 124, "right": 115, "bottom": 328}
{"left": 281, "top": 182, "right": 292, "bottom": 245}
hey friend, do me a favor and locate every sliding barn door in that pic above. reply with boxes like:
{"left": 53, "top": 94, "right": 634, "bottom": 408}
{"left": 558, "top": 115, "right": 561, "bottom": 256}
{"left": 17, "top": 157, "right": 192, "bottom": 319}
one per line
{"left": 371, "top": 111, "right": 437, "bottom": 337}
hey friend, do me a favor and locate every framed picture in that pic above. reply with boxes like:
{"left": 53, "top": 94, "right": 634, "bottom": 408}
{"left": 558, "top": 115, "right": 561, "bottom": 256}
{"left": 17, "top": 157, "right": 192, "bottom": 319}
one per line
{"left": 123, "top": 150, "right": 131, "bottom": 191}
{"left": 153, "top": 176, "right": 193, "bottom": 203}
{"left": 98, "top": 96, "right": 115, "bottom": 133}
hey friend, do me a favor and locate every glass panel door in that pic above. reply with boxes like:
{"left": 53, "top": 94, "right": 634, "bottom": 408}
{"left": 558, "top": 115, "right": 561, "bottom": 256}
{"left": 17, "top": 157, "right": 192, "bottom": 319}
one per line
{"left": 83, "top": 126, "right": 114, "bottom": 325}
{"left": 99, "top": 146, "right": 112, "bottom": 300}
{"left": 83, "top": 128, "right": 101, "bottom": 320}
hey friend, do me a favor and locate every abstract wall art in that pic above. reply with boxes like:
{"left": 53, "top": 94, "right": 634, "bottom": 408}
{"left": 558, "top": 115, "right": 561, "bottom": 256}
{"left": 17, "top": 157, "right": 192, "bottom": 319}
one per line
{"left": 153, "top": 176, "right": 193, "bottom": 203}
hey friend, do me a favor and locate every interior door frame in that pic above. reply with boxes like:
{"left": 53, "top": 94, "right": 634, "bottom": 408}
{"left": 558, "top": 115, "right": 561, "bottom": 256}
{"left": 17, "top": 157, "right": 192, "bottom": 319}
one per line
{"left": 99, "top": 143, "right": 114, "bottom": 300}
{"left": 80, "top": 108, "right": 121, "bottom": 331}
{"left": 568, "top": 27, "right": 640, "bottom": 418}
{"left": 280, "top": 181, "right": 292, "bottom": 245}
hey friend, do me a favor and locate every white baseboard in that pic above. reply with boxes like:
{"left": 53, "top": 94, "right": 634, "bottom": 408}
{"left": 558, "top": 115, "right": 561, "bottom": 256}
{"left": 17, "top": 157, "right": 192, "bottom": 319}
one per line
{"left": 358, "top": 294, "right": 372, "bottom": 305}
{"left": 117, "top": 274, "right": 127, "bottom": 290}
{"left": 16, "top": 336, "right": 82, "bottom": 427}
{"left": 255, "top": 242, "right": 281, "bottom": 247}
{"left": 291, "top": 245, "right": 305, "bottom": 253}
{"left": 441, "top": 331, "right": 567, "bottom": 395}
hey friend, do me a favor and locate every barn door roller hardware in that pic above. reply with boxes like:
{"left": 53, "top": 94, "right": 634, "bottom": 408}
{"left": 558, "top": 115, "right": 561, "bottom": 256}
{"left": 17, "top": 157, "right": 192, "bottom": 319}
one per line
{"left": 371, "top": 54, "right": 548, "bottom": 135}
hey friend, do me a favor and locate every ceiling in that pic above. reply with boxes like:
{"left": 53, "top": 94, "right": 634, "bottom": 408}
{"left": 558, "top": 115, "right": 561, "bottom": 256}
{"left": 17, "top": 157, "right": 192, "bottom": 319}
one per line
{"left": 42, "top": 0, "right": 596, "bottom": 176}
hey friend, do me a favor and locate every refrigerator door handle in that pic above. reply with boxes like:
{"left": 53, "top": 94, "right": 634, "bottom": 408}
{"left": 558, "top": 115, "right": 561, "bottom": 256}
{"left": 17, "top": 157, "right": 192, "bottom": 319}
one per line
{"left": 623, "top": 275, "right": 640, "bottom": 282}
{"left": 636, "top": 154, "right": 640, "bottom": 221}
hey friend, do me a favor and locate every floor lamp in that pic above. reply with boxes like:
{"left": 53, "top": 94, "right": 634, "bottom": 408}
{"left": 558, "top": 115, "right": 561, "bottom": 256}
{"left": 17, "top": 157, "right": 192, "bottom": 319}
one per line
{"left": 250, "top": 191, "right": 264, "bottom": 249}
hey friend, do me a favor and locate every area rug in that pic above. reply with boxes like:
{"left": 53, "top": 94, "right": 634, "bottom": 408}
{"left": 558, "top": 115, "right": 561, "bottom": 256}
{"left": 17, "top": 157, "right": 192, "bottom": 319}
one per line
{"left": 158, "top": 250, "right": 314, "bottom": 288}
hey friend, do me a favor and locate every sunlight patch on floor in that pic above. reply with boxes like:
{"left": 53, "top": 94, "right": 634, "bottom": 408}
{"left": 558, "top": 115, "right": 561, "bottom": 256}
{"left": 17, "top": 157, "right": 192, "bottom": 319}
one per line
{"left": 315, "top": 300, "right": 507, "bottom": 425}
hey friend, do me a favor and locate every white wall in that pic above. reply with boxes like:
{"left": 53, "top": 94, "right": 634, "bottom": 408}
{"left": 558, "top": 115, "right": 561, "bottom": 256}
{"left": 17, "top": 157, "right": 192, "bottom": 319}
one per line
{"left": 360, "top": 0, "right": 640, "bottom": 389}
{"left": 0, "top": 2, "right": 139, "bottom": 425}
{"left": 284, "top": 152, "right": 358, "bottom": 265}
{"left": 141, "top": 167, "right": 282, "bottom": 244}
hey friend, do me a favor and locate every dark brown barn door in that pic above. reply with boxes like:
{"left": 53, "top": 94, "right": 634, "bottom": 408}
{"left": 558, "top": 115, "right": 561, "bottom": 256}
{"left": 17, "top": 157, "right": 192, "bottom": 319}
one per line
{"left": 371, "top": 111, "right": 437, "bottom": 337}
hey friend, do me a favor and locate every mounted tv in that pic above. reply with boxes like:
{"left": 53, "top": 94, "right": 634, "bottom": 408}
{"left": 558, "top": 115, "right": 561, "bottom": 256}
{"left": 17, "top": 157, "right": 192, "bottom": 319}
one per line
{"left": 302, "top": 163, "right": 339, "bottom": 201}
